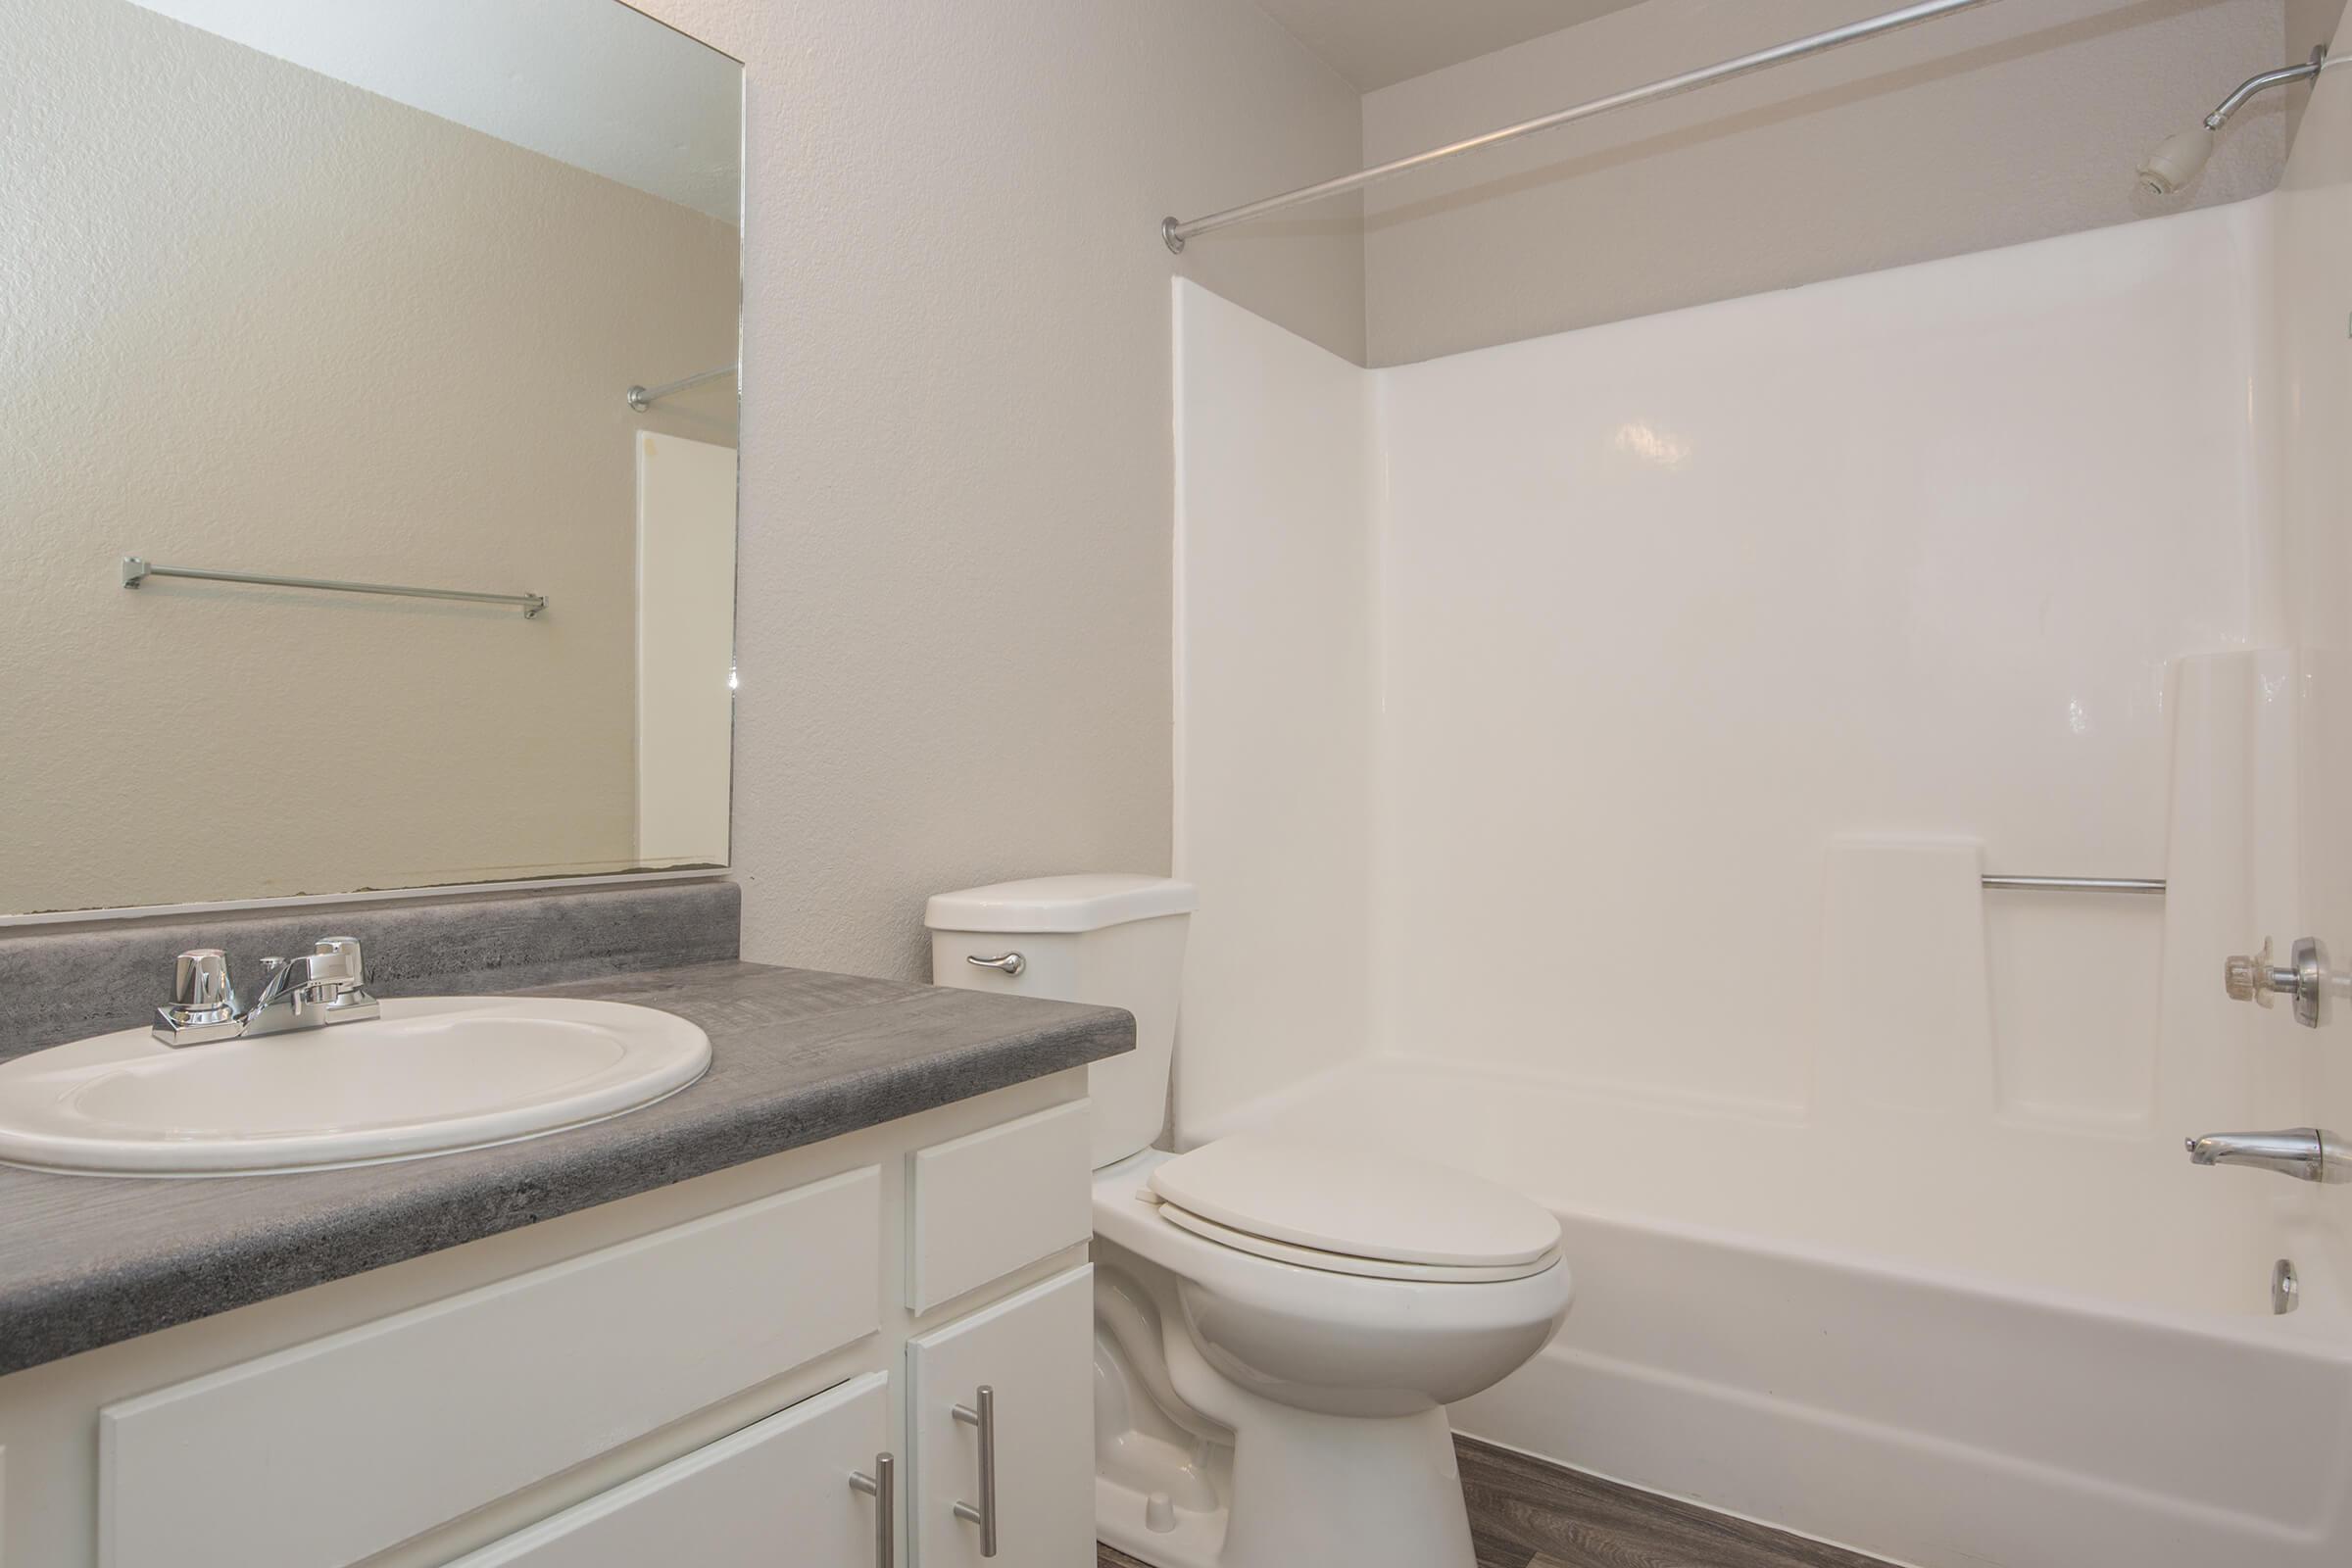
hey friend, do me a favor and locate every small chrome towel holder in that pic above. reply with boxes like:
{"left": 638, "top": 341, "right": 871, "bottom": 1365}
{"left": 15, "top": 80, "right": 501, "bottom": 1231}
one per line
{"left": 1981, "top": 875, "right": 2165, "bottom": 895}
{"left": 122, "top": 557, "right": 546, "bottom": 617}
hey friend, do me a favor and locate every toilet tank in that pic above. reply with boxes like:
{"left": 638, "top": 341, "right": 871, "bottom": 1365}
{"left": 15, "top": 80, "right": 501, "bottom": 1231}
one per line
{"left": 926, "top": 874, "right": 1196, "bottom": 1169}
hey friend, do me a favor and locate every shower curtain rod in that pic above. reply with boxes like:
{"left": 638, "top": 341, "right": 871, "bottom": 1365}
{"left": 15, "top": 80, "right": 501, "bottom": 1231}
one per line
{"left": 1161, "top": 0, "right": 2007, "bottom": 252}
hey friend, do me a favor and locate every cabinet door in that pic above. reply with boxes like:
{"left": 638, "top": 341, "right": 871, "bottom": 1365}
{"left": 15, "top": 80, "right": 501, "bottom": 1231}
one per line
{"left": 449, "top": 1372, "right": 893, "bottom": 1568}
{"left": 102, "top": 1170, "right": 882, "bottom": 1568}
{"left": 906, "top": 1265, "right": 1094, "bottom": 1567}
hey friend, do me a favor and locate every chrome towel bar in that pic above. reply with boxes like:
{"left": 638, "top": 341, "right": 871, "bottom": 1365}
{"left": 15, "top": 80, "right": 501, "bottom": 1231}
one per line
{"left": 122, "top": 557, "right": 546, "bottom": 617}
{"left": 626, "top": 364, "right": 736, "bottom": 412}
{"left": 1982, "top": 876, "right": 2164, "bottom": 895}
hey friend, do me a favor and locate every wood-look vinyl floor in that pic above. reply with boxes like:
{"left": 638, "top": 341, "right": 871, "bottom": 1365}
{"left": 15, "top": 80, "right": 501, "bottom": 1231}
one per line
{"left": 1457, "top": 1438, "right": 1893, "bottom": 1568}
{"left": 1096, "top": 1436, "right": 1895, "bottom": 1568}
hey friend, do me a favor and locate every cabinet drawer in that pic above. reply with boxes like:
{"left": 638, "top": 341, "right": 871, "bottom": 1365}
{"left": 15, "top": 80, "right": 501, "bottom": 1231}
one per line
{"left": 906, "top": 1265, "right": 1095, "bottom": 1567}
{"left": 907, "top": 1100, "right": 1091, "bottom": 1311}
{"left": 101, "top": 1168, "right": 882, "bottom": 1568}
{"left": 447, "top": 1372, "right": 892, "bottom": 1567}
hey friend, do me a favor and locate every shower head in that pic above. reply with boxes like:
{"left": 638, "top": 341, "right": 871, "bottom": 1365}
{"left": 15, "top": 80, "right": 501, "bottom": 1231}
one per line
{"left": 2139, "top": 45, "right": 2326, "bottom": 198}
{"left": 2136, "top": 127, "right": 2214, "bottom": 196}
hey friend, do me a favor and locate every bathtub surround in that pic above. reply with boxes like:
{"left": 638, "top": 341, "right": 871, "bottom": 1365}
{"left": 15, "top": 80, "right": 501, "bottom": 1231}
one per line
{"left": 0, "top": 881, "right": 741, "bottom": 1060}
{"left": 2275, "top": 0, "right": 2352, "bottom": 1352}
{"left": 1175, "top": 197, "right": 2276, "bottom": 1172}
{"left": 1169, "top": 289, "right": 1376, "bottom": 1137}
{"left": 1369, "top": 210, "right": 2270, "bottom": 1118}
{"left": 1169, "top": 36, "right": 2352, "bottom": 1549}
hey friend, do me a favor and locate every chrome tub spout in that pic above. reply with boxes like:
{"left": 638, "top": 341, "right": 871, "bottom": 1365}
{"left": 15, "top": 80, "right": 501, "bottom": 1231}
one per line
{"left": 2184, "top": 1128, "right": 2352, "bottom": 1184}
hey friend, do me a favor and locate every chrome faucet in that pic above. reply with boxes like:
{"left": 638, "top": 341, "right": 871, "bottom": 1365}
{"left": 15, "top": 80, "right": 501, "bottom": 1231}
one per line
{"left": 2184, "top": 1127, "right": 2352, "bottom": 1184}
{"left": 152, "top": 936, "right": 380, "bottom": 1047}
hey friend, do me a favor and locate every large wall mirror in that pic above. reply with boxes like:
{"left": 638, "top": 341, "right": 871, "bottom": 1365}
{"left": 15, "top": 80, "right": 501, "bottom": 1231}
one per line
{"left": 3, "top": 0, "right": 743, "bottom": 916}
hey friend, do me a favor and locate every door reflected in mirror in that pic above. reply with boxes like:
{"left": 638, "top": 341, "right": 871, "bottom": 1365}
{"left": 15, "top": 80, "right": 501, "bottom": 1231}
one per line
{"left": 2, "top": 0, "right": 744, "bottom": 915}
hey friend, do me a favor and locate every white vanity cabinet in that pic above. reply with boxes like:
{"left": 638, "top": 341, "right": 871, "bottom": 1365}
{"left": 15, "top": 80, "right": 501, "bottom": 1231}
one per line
{"left": 0, "top": 1071, "right": 1100, "bottom": 1568}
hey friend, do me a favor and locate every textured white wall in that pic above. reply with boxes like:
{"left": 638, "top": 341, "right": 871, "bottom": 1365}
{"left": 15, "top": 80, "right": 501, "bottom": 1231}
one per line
{"left": 629, "top": 0, "right": 1366, "bottom": 979}
{"left": 2, "top": 0, "right": 737, "bottom": 914}
{"left": 126, "top": 0, "right": 744, "bottom": 220}
{"left": 1360, "top": 0, "right": 2293, "bottom": 366}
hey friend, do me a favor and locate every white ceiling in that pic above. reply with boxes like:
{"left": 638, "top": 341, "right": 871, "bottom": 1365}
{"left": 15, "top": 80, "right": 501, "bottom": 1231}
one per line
{"left": 128, "top": 0, "right": 742, "bottom": 221}
{"left": 1250, "top": 0, "right": 1649, "bottom": 89}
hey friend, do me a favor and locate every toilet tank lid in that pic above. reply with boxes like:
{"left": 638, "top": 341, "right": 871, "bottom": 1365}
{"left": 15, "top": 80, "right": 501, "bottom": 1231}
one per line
{"left": 924, "top": 874, "right": 1198, "bottom": 933}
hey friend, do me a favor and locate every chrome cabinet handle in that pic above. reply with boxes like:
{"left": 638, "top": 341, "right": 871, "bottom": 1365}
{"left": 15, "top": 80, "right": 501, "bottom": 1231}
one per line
{"left": 950, "top": 1385, "right": 998, "bottom": 1556}
{"left": 964, "top": 953, "right": 1026, "bottom": 977}
{"left": 849, "top": 1451, "right": 894, "bottom": 1567}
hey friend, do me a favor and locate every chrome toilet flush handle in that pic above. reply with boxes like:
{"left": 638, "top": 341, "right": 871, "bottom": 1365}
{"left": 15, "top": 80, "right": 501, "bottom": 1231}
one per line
{"left": 964, "top": 953, "right": 1026, "bottom": 978}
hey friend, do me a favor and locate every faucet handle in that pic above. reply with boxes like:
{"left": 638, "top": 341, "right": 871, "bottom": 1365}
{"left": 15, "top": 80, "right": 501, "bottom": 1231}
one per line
{"left": 2223, "top": 941, "right": 2273, "bottom": 1005}
{"left": 169, "top": 949, "right": 237, "bottom": 1018}
{"left": 311, "top": 936, "right": 365, "bottom": 988}
{"left": 304, "top": 936, "right": 379, "bottom": 1024}
{"left": 2222, "top": 937, "right": 2328, "bottom": 1027}
{"left": 153, "top": 949, "right": 242, "bottom": 1046}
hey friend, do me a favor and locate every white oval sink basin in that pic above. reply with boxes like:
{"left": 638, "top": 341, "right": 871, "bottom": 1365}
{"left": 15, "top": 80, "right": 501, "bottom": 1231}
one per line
{"left": 0, "top": 998, "right": 710, "bottom": 1176}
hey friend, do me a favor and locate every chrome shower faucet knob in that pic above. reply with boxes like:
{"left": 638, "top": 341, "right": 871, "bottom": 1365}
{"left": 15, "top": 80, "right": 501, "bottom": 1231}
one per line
{"left": 2222, "top": 937, "right": 2328, "bottom": 1028}
{"left": 2222, "top": 944, "right": 2269, "bottom": 1004}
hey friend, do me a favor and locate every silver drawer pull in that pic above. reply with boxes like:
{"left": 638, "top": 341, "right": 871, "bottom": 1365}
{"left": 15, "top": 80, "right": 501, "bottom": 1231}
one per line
{"left": 849, "top": 1451, "right": 894, "bottom": 1567}
{"left": 964, "top": 953, "right": 1026, "bottom": 977}
{"left": 950, "top": 1385, "right": 998, "bottom": 1556}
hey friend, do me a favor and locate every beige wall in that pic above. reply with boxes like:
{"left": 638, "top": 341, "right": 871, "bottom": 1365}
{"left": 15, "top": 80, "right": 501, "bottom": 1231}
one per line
{"left": 2291, "top": 0, "right": 2350, "bottom": 73}
{"left": 1361, "top": 0, "right": 2294, "bottom": 366}
{"left": 2, "top": 0, "right": 737, "bottom": 912}
{"left": 631, "top": 0, "right": 1365, "bottom": 979}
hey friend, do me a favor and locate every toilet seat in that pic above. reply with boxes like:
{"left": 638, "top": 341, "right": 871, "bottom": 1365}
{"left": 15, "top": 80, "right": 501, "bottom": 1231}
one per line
{"left": 1152, "top": 1199, "right": 1564, "bottom": 1282}
{"left": 1147, "top": 1133, "right": 1561, "bottom": 1277}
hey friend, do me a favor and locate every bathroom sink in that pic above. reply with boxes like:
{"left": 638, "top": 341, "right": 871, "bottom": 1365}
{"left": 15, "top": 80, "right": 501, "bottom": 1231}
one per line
{"left": 0, "top": 998, "right": 710, "bottom": 1176}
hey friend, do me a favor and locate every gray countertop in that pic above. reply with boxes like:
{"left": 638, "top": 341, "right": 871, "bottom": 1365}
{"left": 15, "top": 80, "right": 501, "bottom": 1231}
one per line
{"left": 0, "top": 961, "right": 1132, "bottom": 1377}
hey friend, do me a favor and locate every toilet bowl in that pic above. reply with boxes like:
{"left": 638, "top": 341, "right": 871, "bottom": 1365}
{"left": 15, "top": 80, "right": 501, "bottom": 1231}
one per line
{"left": 927, "top": 874, "right": 1573, "bottom": 1568}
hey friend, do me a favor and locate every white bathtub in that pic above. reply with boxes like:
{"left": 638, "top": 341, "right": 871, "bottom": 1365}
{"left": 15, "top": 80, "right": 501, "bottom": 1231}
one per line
{"left": 1211, "top": 1057, "right": 2352, "bottom": 1568}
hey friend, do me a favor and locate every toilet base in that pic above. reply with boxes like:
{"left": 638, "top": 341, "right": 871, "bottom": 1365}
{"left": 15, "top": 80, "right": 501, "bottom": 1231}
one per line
{"left": 1096, "top": 1360, "right": 1476, "bottom": 1568}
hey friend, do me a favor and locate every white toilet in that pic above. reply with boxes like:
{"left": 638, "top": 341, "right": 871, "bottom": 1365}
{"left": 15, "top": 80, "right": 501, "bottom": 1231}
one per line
{"left": 928, "top": 874, "right": 1572, "bottom": 1568}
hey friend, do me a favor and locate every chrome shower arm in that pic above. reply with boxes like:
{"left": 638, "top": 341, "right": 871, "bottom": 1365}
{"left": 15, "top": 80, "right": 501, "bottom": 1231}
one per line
{"left": 2207, "top": 45, "right": 2327, "bottom": 129}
